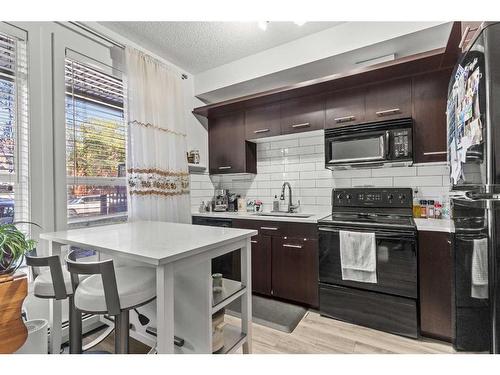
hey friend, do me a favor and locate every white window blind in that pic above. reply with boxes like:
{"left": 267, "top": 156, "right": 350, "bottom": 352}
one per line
{"left": 65, "top": 58, "right": 127, "bottom": 227}
{"left": 0, "top": 30, "right": 29, "bottom": 225}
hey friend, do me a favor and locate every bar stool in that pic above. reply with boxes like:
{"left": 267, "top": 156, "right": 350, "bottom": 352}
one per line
{"left": 25, "top": 250, "right": 114, "bottom": 354}
{"left": 65, "top": 249, "right": 156, "bottom": 354}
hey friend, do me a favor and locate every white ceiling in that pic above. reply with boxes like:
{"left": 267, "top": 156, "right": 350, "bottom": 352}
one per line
{"left": 98, "top": 21, "right": 342, "bottom": 74}
{"left": 198, "top": 22, "right": 454, "bottom": 103}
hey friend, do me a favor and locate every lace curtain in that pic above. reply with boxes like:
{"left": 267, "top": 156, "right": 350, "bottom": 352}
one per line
{"left": 125, "top": 48, "right": 190, "bottom": 223}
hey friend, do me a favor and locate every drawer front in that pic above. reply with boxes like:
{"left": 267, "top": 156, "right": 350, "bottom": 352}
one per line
{"left": 233, "top": 219, "right": 282, "bottom": 236}
{"left": 232, "top": 219, "right": 317, "bottom": 239}
{"left": 319, "top": 284, "right": 418, "bottom": 338}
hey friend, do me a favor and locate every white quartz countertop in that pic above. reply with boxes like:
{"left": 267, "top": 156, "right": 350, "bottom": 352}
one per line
{"left": 191, "top": 210, "right": 331, "bottom": 223}
{"left": 40, "top": 221, "right": 257, "bottom": 265}
{"left": 414, "top": 218, "right": 454, "bottom": 233}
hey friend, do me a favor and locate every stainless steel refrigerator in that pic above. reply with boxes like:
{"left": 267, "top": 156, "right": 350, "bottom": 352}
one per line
{"left": 447, "top": 22, "right": 500, "bottom": 353}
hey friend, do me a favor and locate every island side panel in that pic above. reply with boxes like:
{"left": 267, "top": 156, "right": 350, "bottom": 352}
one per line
{"left": 241, "top": 237, "right": 252, "bottom": 354}
{"left": 173, "top": 259, "right": 212, "bottom": 353}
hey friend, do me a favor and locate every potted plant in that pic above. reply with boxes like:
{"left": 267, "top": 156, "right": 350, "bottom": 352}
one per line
{"left": 0, "top": 223, "right": 37, "bottom": 276}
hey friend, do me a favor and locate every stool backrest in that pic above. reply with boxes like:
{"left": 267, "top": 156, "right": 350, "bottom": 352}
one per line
{"left": 66, "top": 250, "right": 121, "bottom": 315}
{"left": 25, "top": 250, "right": 68, "bottom": 300}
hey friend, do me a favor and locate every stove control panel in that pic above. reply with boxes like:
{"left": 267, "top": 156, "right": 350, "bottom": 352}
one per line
{"left": 333, "top": 188, "right": 413, "bottom": 208}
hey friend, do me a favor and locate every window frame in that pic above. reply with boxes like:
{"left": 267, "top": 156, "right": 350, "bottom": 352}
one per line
{"left": 0, "top": 24, "right": 30, "bottom": 225}
{"left": 64, "top": 57, "right": 127, "bottom": 228}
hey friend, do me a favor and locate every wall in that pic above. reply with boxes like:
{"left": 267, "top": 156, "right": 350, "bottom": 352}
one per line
{"left": 190, "top": 131, "right": 451, "bottom": 213}
{"left": 194, "top": 21, "right": 448, "bottom": 97}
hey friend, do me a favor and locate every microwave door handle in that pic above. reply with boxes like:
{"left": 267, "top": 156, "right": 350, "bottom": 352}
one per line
{"left": 384, "top": 131, "right": 390, "bottom": 158}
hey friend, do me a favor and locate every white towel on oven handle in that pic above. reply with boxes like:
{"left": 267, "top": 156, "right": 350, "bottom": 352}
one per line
{"left": 340, "top": 230, "right": 377, "bottom": 284}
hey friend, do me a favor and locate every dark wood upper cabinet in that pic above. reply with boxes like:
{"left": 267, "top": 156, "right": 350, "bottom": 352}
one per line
{"left": 412, "top": 69, "right": 451, "bottom": 163}
{"left": 208, "top": 112, "right": 256, "bottom": 174}
{"left": 280, "top": 94, "right": 325, "bottom": 135}
{"left": 364, "top": 78, "right": 412, "bottom": 122}
{"left": 419, "top": 230, "right": 453, "bottom": 342}
{"left": 245, "top": 103, "right": 281, "bottom": 140}
{"left": 325, "top": 87, "right": 365, "bottom": 129}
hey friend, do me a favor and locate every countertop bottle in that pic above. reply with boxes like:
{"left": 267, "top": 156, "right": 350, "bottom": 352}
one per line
{"left": 419, "top": 200, "right": 427, "bottom": 218}
{"left": 434, "top": 202, "right": 442, "bottom": 219}
{"left": 273, "top": 195, "right": 279, "bottom": 212}
{"left": 412, "top": 198, "right": 421, "bottom": 218}
{"left": 427, "top": 200, "right": 435, "bottom": 218}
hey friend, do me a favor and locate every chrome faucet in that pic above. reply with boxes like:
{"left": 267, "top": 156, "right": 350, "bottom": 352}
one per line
{"left": 280, "top": 182, "right": 300, "bottom": 213}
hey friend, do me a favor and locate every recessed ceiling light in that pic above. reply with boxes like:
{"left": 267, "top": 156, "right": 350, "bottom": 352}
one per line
{"left": 257, "top": 21, "right": 269, "bottom": 31}
{"left": 294, "top": 21, "right": 306, "bottom": 26}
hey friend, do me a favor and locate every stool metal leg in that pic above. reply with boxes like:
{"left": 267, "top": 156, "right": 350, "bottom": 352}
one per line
{"left": 114, "top": 310, "right": 129, "bottom": 354}
{"left": 68, "top": 296, "right": 82, "bottom": 354}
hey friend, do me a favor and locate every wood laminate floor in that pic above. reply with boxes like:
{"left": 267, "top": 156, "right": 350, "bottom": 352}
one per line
{"left": 91, "top": 311, "right": 454, "bottom": 354}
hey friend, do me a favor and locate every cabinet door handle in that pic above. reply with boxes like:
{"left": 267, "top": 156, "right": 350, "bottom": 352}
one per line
{"left": 283, "top": 244, "right": 303, "bottom": 249}
{"left": 251, "top": 240, "right": 258, "bottom": 244}
{"left": 376, "top": 108, "right": 401, "bottom": 116}
{"left": 423, "top": 151, "right": 447, "bottom": 155}
{"left": 458, "top": 26, "right": 471, "bottom": 48}
{"left": 291, "top": 122, "right": 311, "bottom": 129}
{"left": 260, "top": 226, "right": 279, "bottom": 231}
{"left": 334, "top": 115, "right": 355, "bottom": 123}
{"left": 218, "top": 166, "right": 231, "bottom": 170}
{"left": 254, "top": 128, "right": 270, "bottom": 134}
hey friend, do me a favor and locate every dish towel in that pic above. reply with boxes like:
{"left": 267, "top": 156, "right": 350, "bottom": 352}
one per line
{"left": 471, "top": 237, "right": 488, "bottom": 299}
{"left": 340, "top": 230, "right": 377, "bottom": 283}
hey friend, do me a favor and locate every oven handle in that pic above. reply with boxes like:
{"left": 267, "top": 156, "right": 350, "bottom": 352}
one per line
{"left": 318, "top": 226, "right": 416, "bottom": 241}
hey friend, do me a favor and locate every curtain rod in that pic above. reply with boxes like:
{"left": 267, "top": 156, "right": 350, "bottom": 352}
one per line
{"left": 68, "top": 21, "right": 188, "bottom": 80}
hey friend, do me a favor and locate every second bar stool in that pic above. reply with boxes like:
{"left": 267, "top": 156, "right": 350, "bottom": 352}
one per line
{"left": 65, "top": 249, "right": 156, "bottom": 353}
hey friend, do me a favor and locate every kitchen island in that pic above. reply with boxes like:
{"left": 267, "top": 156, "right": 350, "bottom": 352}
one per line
{"left": 40, "top": 221, "right": 257, "bottom": 354}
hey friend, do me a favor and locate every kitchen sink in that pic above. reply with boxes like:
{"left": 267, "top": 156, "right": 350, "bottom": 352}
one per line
{"left": 253, "top": 212, "right": 314, "bottom": 218}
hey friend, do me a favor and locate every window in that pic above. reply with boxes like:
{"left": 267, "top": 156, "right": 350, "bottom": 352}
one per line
{"left": 65, "top": 58, "right": 127, "bottom": 227}
{"left": 0, "top": 30, "right": 29, "bottom": 225}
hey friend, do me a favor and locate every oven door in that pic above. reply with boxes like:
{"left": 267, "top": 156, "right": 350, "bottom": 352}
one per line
{"left": 318, "top": 225, "right": 417, "bottom": 298}
{"left": 325, "top": 130, "right": 388, "bottom": 167}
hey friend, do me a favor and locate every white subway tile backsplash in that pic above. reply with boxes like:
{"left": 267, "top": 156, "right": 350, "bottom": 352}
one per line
{"left": 394, "top": 176, "right": 444, "bottom": 187}
{"left": 258, "top": 164, "right": 284, "bottom": 173}
{"left": 417, "top": 165, "right": 450, "bottom": 176}
{"left": 371, "top": 167, "right": 416, "bottom": 177}
{"left": 299, "top": 136, "right": 323, "bottom": 146}
{"left": 190, "top": 135, "right": 451, "bottom": 211}
{"left": 332, "top": 169, "right": 371, "bottom": 178}
{"left": 284, "top": 162, "right": 316, "bottom": 172}
{"left": 271, "top": 172, "right": 300, "bottom": 181}
{"left": 352, "top": 177, "right": 394, "bottom": 187}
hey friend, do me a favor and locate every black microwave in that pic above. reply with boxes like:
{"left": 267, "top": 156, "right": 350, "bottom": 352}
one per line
{"left": 324, "top": 118, "right": 413, "bottom": 169}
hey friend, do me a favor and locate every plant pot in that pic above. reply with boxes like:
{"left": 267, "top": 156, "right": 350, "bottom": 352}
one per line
{"left": 0, "top": 249, "right": 24, "bottom": 276}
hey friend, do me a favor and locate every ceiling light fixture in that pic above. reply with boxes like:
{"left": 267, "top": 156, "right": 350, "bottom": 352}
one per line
{"left": 258, "top": 21, "right": 269, "bottom": 31}
{"left": 294, "top": 21, "right": 306, "bottom": 26}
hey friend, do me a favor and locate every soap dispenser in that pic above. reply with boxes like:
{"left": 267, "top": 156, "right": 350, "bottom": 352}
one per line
{"left": 273, "top": 195, "right": 279, "bottom": 212}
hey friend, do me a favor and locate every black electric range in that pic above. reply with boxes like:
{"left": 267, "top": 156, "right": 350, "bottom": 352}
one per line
{"left": 318, "top": 187, "right": 419, "bottom": 338}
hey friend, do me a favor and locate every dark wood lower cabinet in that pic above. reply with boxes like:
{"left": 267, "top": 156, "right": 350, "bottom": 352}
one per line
{"left": 232, "top": 218, "right": 319, "bottom": 307}
{"left": 271, "top": 237, "right": 318, "bottom": 306}
{"left": 418, "top": 231, "right": 453, "bottom": 342}
{"left": 250, "top": 235, "right": 272, "bottom": 295}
